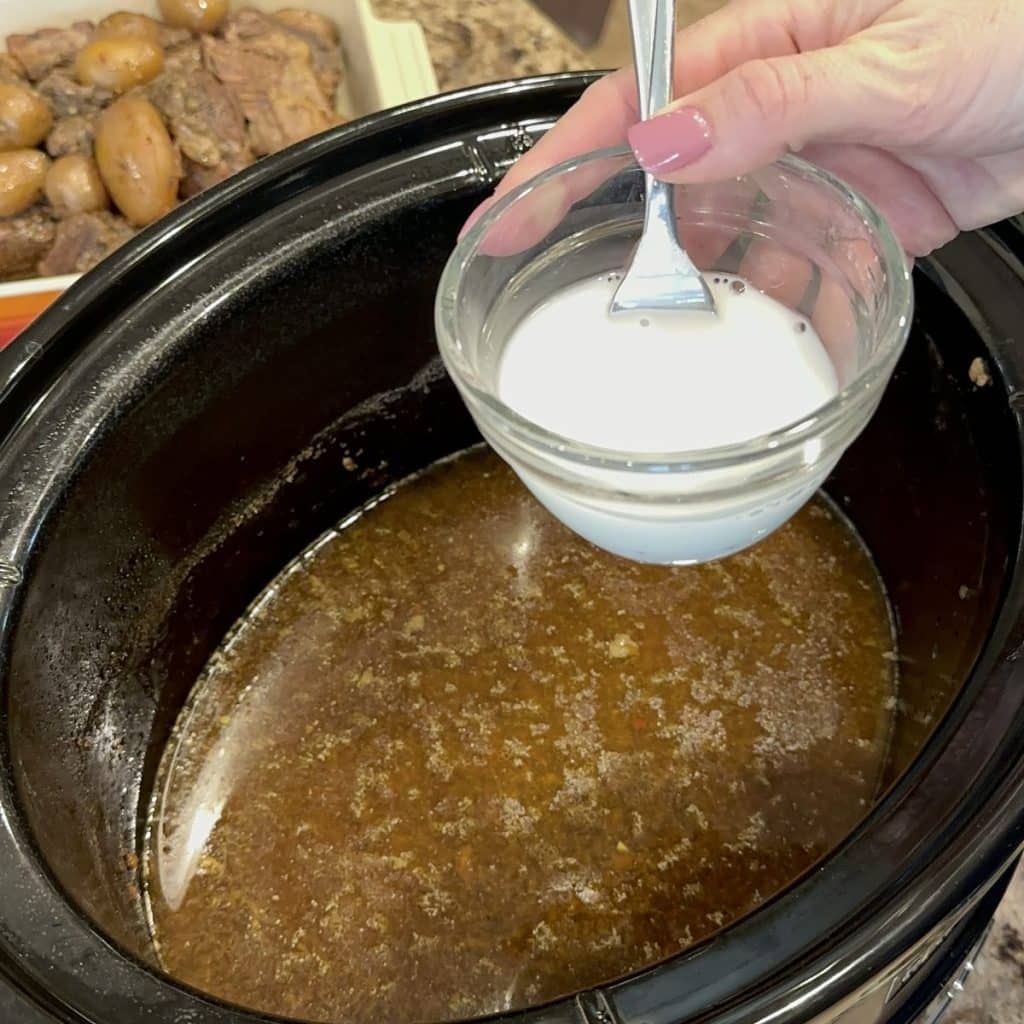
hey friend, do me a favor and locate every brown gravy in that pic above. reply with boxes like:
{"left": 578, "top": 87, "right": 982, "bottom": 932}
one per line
{"left": 145, "top": 447, "right": 897, "bottom": 1023}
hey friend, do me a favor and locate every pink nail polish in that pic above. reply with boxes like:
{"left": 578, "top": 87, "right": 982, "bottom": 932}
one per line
{"left": 628, "top": 107, "right": 713, "bottom": 174}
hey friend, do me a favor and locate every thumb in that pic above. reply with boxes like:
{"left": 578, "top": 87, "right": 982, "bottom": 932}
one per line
{"left": 628, "top": 43, "right": 896, "bottom": 182}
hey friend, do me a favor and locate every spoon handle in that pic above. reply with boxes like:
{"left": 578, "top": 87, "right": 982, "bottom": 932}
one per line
{"left": 627, "top": 0, "right": 655, "bottom": 119}
{"left": 627, "top": 0, "right": 678, "bottom": 251}
{"left": 612, "top": 0, "right": 714, "bottom": 314}
{"left": 631, "top": 0, "right": 673, "bottom": 116}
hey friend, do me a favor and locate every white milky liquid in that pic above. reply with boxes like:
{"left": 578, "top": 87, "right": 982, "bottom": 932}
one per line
{"left": 497, "top": 273, "right": 839, "bottom": 452}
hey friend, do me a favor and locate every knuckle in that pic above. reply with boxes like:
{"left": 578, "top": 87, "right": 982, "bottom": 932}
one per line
{"left": 906, "top": 232, "right": 942, "bottom": 259}
{"left": 731, "top": 58, "right": 806, "bottom": 125}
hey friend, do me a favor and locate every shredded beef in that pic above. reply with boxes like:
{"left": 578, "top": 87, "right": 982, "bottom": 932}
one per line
{"left": 6, "top": 23, "right": 93, "bottom": 81}
{"left": 203, "top": 10, "right": 338, "bottom": 156}
{"left": 37, "top": 210, "right": 133, "bottom": 277}
{"left": 0, "top": 209, "right": 56, "bottom": 280}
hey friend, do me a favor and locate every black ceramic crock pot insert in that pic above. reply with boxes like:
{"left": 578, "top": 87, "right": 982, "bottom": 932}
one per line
{"left": 0, "top": 75, "right": 1024, "bottom": 1024}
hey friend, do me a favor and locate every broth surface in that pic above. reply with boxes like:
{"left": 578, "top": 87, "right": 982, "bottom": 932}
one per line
{"left": 145, "top": 448, "right": 897, "bottom": 1023}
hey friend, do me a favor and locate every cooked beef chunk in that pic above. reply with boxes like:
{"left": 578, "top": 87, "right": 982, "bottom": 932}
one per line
{"left": 203, "top": 10, "right": 337, "bottom": 156}
{"left": 164, "top": 39, "right": 203, "bottom": 75}
{"left": 0, "top": 52, "right": 25, "bottom": 83}
{"left": 6, "top": 23, "right": 93, "bottom": 81}
{"left": 36, "top": 210, "right": 132, "bottom": 276}
{"left": 36, "top": 69, "right": 110, "bottom": 119}
{"left": 272, "top": 8, "right": 339, "bottom": 48}
{"left": 271, "top": 8, "right": 342, "bottom": 97}
{"left": 45, "top": 115, "right": 94, "bottom": 157}
{"left": 3, "top": 5, "right": 346, "bottom": 281}
{"left": 179, "top": 157, "right": 231, "bottom": 198}
{"left": 156, "top": 24, "right": 193, "bottom": 50}
{"left": 147, "top": 40, "right": 252, "bottom": 183}
{"left": 0, "top": 209, "right": 56, "bottom": 279}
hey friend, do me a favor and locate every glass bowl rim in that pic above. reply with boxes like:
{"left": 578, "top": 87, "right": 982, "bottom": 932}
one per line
{"left": 436, "top": 145, "right": 914, "bottom": 474}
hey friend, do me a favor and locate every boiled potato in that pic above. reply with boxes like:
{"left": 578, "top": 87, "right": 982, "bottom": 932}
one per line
{"left": 0, "top": 82, "right": 52, "bottom": 150}
{"left": 96, "top": 12, "right": 163, "bottom": 44}
{"left": 75, "top": 36, "right": 165, "bottom": 93}
{"left": 95, "top": 96, "right": 179, "bottom": 226}
{"left": 158, "top": 0, "right": 229, "bottom": 33}
{"left": 45, "top": 154, "right": 109, "bottom": 215}
{"left": 0, "top": 149, "right": 50, "bottom": 216}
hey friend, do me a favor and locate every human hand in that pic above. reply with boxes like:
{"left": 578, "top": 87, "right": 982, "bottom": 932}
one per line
{"left": 466, "top": 0, "right": 1024, "bottom": 257}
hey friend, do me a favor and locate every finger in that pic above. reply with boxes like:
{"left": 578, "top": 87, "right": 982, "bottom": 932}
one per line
{"left": 900, "top": 148, "right": 1024, "bottom": 234}
{"left": 737, "top": 239, "right": 816, "bottom": 310}
{"left": 457, "top": 73, "right": 634, "bottom": 241}
{"left": 628, "top": 40, "right": 936, "bottom": 186}
{"left": 496, "top": 0, "right": 899, "bottom": 202}
{"left": 489, "top": 71, "right": 635, "bottom": 202}
{"left": 497, "top": 0, "right": 816, "bottom": 193}
{"left": 472, "top": 177, "right": 572, "bottom": 258}
{"left": 473, "top": 152, "right": 632, "bottom": 257}
{"left": 801, "top": 142, "right": 958, "bottom": 256}
{"left": 460, "top": 0, "right": 816, "bottom": 238}
{"left": 464, "top": 0, "right": 904, "bottom": 238}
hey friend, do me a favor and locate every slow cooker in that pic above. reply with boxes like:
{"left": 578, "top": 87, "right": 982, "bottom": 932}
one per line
{"left": 1, "top": 74, "right": 1024, "bottom": 1024}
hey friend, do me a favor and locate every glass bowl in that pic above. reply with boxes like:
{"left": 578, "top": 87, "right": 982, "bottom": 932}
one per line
{"left": 435, "top": 148, "right": 913, "bottom": 564}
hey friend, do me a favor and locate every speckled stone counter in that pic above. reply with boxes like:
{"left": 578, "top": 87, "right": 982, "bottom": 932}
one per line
{"left": 942, "top": 867, "right": 1024, "bottom": 1024}
{"left": 372, "top": 0, "right": 590, "bottom": 91}
{"left": 372, "top": 2, "right": 1024, "bottom": 1021}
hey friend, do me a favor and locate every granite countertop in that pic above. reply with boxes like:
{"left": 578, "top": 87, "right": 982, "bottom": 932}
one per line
{"left": 942, "top": 870, "right": 1024, "bottom": 1024}
{"left": 372, "top": 0, "right": 591, "bottom": 91}
{"left": 374, "top": 1, "right": 1024, "bottom": 1021}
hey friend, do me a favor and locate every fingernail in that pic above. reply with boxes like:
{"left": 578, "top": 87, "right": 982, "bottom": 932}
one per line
{"left": 628, "top": 107, "right": 712, "bottom": 174}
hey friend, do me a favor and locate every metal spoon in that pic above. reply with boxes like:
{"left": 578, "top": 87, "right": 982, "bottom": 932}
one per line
{"left": 610, "top": 0, "right": 716, "bottom": 316}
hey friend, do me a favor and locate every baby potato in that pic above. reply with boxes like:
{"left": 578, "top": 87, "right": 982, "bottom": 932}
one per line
{"left": 96, "top": 12, "right": 163, "bottom": 43}
{"left": 45, "top": 154, "right": 109, "bottom": 215}
{"left": 95, "top": 95, "right": 180, "bottom": 226}
{"left": 0, "top": 82, "right": 52, "bottom": 150}
{"left": 0, "top": 148, "right": 50, "bottom": 216}
{"left": 75, "top": 36, "right": 165, "bottom": 93}
{"left": 158, "top": 0, "right": 229, "bottom": 33}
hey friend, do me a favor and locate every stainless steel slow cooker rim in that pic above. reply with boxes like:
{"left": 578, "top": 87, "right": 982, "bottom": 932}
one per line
{"left": 0, "top": 75, "right": 1023, "bottom": 1024}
